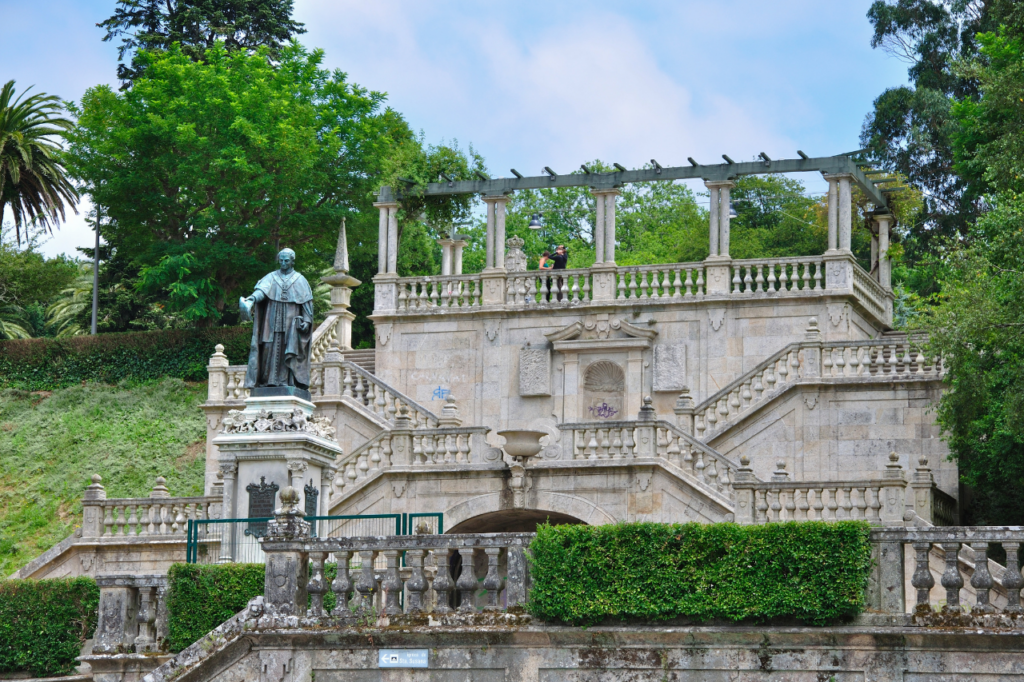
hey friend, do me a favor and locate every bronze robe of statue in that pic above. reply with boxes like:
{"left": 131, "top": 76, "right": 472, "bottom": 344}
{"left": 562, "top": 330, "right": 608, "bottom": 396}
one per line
{"left": 243, "top": 270, "right": 314, "bottom": 390}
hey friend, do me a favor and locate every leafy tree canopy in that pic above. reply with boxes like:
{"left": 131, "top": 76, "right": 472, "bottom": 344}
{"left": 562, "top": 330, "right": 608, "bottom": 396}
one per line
{"left": 99, "top": 0, "right": 306, "bottom": 86}
{"left": 65, "top": 42, "right": 417, "bottom": 325}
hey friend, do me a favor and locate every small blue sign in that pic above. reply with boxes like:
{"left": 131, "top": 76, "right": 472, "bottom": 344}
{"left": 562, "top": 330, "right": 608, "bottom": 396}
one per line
{"left": 378, "top": 649, "right": 429, "bottom": 668}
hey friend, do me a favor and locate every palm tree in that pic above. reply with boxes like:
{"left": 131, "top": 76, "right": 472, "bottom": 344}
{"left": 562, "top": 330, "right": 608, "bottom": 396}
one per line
{"left": 0, "top": 80, "right": 79, "bottom": 244}
{"left": 46, "top": 262, "right": 94, "bottom": 338}
{"left": 0, "top": 303, "right": 30, "bottom": 339}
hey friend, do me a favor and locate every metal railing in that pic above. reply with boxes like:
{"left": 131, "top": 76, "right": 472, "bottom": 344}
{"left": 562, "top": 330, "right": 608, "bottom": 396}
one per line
{"left": 186, "top": 513, "right": 443, "bottom": 564}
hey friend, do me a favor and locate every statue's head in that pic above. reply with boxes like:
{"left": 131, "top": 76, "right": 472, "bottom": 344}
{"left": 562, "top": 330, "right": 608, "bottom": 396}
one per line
{"left": 277, "top": 248, "right": 296, "bottom": 273}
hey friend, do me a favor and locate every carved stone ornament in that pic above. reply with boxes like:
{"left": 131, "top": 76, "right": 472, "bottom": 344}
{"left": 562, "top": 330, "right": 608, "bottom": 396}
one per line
{"left": 509, "top": 461, "right": 532, "bottom": 509}
{"left": 221, "top": 408, "right": 337, "bottom": 441}
{"left": 519, "top": 348, "right": 552, "bottom": 397}
{"left": 376, "top": 323, "right": 392, "bottom": 347}
{"left": 827, "top": 303, "right": 849, "bottom": 328}
{"left": 485, "top": 321, "right": 500, "bottom": 343}
{"left": 391, "top": 481, "right": 407, "bottom": 498}
{"left": 545, "top": 314, "right": 657, "bottom": 343}
{"left": 803, "top": 392, "right": 819, "bottom": 410}
{"left": 505, "top": 235, "right": 527, "bottom": 272}
{"left": 636, "top": 471, "right": 653, "bottom": 492}
{"left": 708, "top": 308, "right": 726, "bottom": 332}
{"left": 245, "top": 476, "right": 279, "bottom": 538}
{"left": 303, "top": 480, "right": 319, "bottom": 517}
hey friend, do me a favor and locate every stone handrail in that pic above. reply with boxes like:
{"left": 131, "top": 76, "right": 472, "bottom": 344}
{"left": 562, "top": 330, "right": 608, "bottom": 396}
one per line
{"left": 853, "top": 263, "right": 889, "bottom": 321}
{"left": 263, "top": 526, "right": 533, "bottom": 617}
{"left": 336, "top": 360, "right": 439, "bottom": 427}
{"left": 310, "top": 314, "right": 344, "bottom": 363}
{"left": 558, "top": 417, "right": 742, "bottom": 502}
{"left": 91, "top": 574, "right": 169, "bottom": 654}
{"left": 398, "top": 273, "right": 483, "bottom": 311}
{"left": 691, "top": 333, "right": 944, "bottom": 441}
{"left": 728, "top": 256, "right": 825, "bottom": 295}
{"left": 869, "top": 526, "right": 1024, "bottom": 622}
{"left": 332, "top": 424, "right": 492, "bottom": 501}
{"left": 615, "top": 262, "right": 706, "bottom": 299}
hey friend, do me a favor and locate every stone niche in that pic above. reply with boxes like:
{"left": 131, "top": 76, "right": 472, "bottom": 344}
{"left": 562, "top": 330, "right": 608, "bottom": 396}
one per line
{"left": 545, "top": 314, "right": 657, "bottom": 421}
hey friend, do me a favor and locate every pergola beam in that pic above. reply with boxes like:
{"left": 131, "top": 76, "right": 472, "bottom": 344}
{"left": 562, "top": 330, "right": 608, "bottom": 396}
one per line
{"left": 377, "top": 154, "right": 888, "bottom": 209}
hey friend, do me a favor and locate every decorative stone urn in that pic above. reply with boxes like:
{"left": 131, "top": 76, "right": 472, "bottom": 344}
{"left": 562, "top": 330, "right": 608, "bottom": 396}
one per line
{"left": 497, "top": 430, "right": 546, "bottom": 510}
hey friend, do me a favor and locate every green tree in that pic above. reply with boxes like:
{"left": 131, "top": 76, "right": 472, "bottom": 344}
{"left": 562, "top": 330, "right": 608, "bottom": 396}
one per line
{"left": 0, "top": 81, "right": 79, "bottom": 245}
{"left": 925, "top": 194, "right": 1024, "bottom": 525}
{"left": 65, "top": 42, "right": 413, "bottom": 325}
{"left": 99, "top": 0, "right": 306, "bottom": 86}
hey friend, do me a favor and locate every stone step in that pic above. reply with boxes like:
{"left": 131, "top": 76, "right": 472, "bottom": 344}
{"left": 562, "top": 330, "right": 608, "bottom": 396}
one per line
{"left": 345, "top": 349, "right": 375, "bottom": 375}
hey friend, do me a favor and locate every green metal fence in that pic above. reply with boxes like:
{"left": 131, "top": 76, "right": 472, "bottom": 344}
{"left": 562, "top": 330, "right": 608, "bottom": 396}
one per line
{"left": 186, "top": 513, "right": 443, "bottom": 564}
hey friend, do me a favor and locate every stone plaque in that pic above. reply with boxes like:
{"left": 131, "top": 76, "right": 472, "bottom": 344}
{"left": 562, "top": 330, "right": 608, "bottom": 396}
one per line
{"left": 304, "top": 480, "right": 319, "bottom": 518}
{"left": 245, "top": 476, "right": 279, "bottom": 538}
{"left": 519, "top": 348, "right": 551, "bottom": 396}
{"left": 653, "top": 343, "right": 687, "bottom": 392}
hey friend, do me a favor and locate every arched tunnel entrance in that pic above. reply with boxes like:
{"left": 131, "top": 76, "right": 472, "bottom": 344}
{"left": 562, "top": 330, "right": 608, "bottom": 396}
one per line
{"left": 446, "top": 509, "right": 585, "bottom": 534}
{"left": 444, "top": 509, "right": 586, "bottom": 610}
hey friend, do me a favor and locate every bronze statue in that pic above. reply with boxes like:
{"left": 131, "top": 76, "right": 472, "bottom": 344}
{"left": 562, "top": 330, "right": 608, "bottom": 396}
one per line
{"left": 240, "top": 249, "right": 314, "bottom": 396}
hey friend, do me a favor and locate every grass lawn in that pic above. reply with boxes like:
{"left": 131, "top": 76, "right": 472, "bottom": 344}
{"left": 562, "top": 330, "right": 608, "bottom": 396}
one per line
{"left": 0, "top": 379, "right": 206, "bottom": 576}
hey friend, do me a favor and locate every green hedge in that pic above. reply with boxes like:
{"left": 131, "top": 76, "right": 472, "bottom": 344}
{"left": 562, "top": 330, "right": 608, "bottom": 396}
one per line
{"left": 527, "top": 521, "right": 872, "bottom": 626}
{"left": 166, "top": 563, "right": 265, "bottom": 652}
{"left": 0, "top": 577, "right": 99, "bottom": 677}
{"left": 0, "top": 327, "right": 251, "bottom": 390}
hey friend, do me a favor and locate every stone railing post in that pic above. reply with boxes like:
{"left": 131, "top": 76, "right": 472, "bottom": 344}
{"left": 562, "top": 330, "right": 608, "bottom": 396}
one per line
{"left": 673, "top": 389, "right": 694, "bottom": 435}
{"left": 879, "top": 452, "right": 907, "bottom": 526}
{"left": 866, "top": 533, "right": 906, "bottom": 618}
{"left": 634, "top": 397, "right": 657, "bottom": 458}
{"left": 800, "top": 318, "right": 822, "bottom": 378}
{"left": 207, "top": 344, "right": 229, "bottom": 402}
{"left": 322, "top": 340, "right": 344, "bottom": 397}
{"left": 389, "top": 406, "right": 415, "bottom": 466}
{"left": 731, "top": 456, "right": 757, "bottom": 525}
{"left": 82, "top": 474, "right": 107, "bottom": 538}
{"left": 261, "top": 487, "right": 311, "bottom": 617}
{"left": 92, "top": 576, "right": 139, "bottom": 653}
{"left": 703, "top": 180, "right": 735, "bottom": 294}
{"left": 909, "top": 455, "right": 934, "bottom": 524}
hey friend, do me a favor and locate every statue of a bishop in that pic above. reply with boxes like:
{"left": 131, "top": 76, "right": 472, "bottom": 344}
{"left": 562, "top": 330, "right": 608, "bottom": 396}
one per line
{"left": 240, "top": 249, "right": 314, "bottom": 393}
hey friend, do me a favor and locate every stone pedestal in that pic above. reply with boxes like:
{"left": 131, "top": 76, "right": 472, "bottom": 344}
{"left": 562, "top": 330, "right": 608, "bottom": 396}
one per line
{"left": 703, "top": 256, "right": 732, "bottom": 295}
{"left": 213, "top": 395, "right": 343, "bottom": 524}
{"left": 590, "top": 263, "right": 617, "bottom": 301}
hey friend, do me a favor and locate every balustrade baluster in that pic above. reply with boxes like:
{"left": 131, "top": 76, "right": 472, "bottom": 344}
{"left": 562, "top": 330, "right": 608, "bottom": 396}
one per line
{"left": 755, "top": 490, "right": 769, "bottom": 523}
{"left": 765, "top": 363, "right": 777, "bottom": 392}
{"left": 456, "top": 548, "right": 478, "bottom": 612}
{"left": 810, "top": 489, "right": 823, "bottom": 520}
{"left": 867, "top": 486, "right": 882, "bottom": 522}
{"left": 308, "top": 551, "right": 327, "bottom": 617}
{"left": 622, "top": 427, "right": 636, "bottom": 457}
{"left": 681, "top": 441, "right": 693, "bottom": 472}
{"left": 778, "top": 264, "right": 789, "bottom": 291}
{"left": 125, "top": 504, "right": 138, "bottom": 535}
{"left": 970, "top": 543, "right": 995, "bottom": 614}
{"left": 382, "top": 550, "right": 403, "bottom": 615}
{"left": 695, "top": 413, "right": 706, "bottom": 439}
{"left": 483, "top": 548, "right": 503, "bottom": 610}
{"left": 695, "top": 451, "right": 706, "bottom": 482}
{"left": 743, "top": 266, "right": 754, "bottom": 293}
{"left": 940, "top": 542, "right": 964, "bottom": 611}
{"left": 1002, "top": 543, "right": 1023, "bottom": 613}
{"left": 431, "top": 549, "right": 453, "bottom": 614}
{"left": 440, "top": 281, "right": 450, "bottom": 308}
{"left": 765, "top": 263, "right": 777, "bottom": 292}
{"left": 911, "top": 542, "right": 935, "bottom": 608}
{"left": 835, "top": 347, "right": 847, "bottom": 376}
{"left": 790, "top": 350, "right": 801, "bottom": 379}
{"left": 471, "top": 279, "right": 481, "bottom": 306}
{"left": 672, "top": 268, "right": 683, "bottom": 298}
{"left": 813, "top": 262, "right": 823, "bottom": 289}
{"left": 768, "top": 490, "right": 781, "bottom": 522}
{"left": 459, "top": 434, "right": 472, "bottom": 464}
{"left": 665, "top": 431, "right": 679, "bottom": 463}
{"left": 732, "top": 266, "right": 742, "bottom": 293}
{"left": 423, "top": 434, "right": 437, "bottom": 465}
{"left": 610, "top": 428, "right": 623, "bottom": 459}
{"left": 559, "top": 277, "right": 569, "bottom": 304}
{"left": 823, "top": 347, "right": 833, "bottom": 377}
{"left": 418, "top": 282, "right": 429, "bottom": 309}
{"left": 570, "top": 274, "right": 581, "bottom": 302}
{"left": 403, "top": 549, "right": 428, "bottom": 614}
{"left": 695, "top": 269, "right": 705, "bottom": 295}
{"left": 850, "top": 487, "right": 865, "bottom": 519}
{"left": 331, "top": 551, "right": 353, "bottom": 616}
{"left": 355, "top": 550, "right": 377, "bottom": 612}
{"left": 825, "top": 488, "right": 839, "bottom": 519}
{"left": 369, "top": 441, "right": 381, "bottom": 472}
{"left": 582, "top": 274, "right": 591, "bottom": 302}
{"left": 638, "top": 270, "right": 650, "bottom": 299}
{"left": 888, "top": 344, "right": 899, "bottom": 375}
{"left": 753, "top": 264, "right": 764, "bottom": 292}
{"left": 525, "top": 276, "right": 537, "bottom": 305}
{"left": 684, "top": 269, "right": 693, "bottom": 297}
{"left": 357, "top": 451, "right": 369, "bottom": 479}
{"left": 706, "top": 458, "right": 719, "bottom": 491}
{"left": 585, "top": 430, "right": 598, "bottom": 460}
{"left": 795, "top": 489, "right": 808, "bottom": 520}
{"left": 784, "top": 488, "right": 796, "bottom": 520}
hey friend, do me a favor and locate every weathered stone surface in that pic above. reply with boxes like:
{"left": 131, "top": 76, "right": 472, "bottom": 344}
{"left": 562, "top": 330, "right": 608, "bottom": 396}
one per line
{"left": 653, "top": 343, "right": 687, "bottom": 392}
{"left": 518, "top": 348, "right": 551, "bottom": 397}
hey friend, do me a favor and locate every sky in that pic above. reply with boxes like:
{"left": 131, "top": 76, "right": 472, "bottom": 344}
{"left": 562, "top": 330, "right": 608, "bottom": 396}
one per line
{"left": 0, "top": 0, "right": 910, "bottom": 258}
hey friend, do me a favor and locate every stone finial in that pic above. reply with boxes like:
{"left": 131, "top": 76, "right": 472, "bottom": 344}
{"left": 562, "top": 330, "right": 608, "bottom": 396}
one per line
{"left": 209, "top": 343, "right": 229, "bottom": 368}
{"left": 83, "top": 474, "right": 106, "bottom": 501}
{"left": 674, "top": 388, "right": 694, "bottom": 412}
{"left": 913, "top": 454, "right": 934, "bottom": 485}
{"left": 771, "top": 460, "right": 790, "bottom": 482}
{"left": 733, "top": 454, "right": 757, "bottom": 483}
{"left": 439, "top": 395, "right": 462, "bottom": 427}
{"left": 276, "top": 486, "right": 304, "bottom": 517}
{"left": 149, "top": 476, "right": 170, "bottom": 499}
{"left": 883, "top": 450, "right": 905, "bottom": 480}
{"left": 804, "top": 316, "right": 822, "bottom": 342}
{"left": 638, "top": 396, "right": 657, "bottom": 422}
{"left": 393, "top": 403, "right": 414, "bottom": 429}
{"left": 334, "top": 217, "right": 350, "bottom": 274}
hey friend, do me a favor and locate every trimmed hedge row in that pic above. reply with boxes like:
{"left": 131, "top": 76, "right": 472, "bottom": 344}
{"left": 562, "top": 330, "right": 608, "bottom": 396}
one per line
{"left": 527, "top": 521, "right": 872, "bottom": 626}
{"left": 0, "top": 327, "right": 251, "bottom": 390}
{"left": 0, "top": 577, "right": 100, "bottom": 677}
{"left": 166, "top": 563, "right": 265, "bottom": 652}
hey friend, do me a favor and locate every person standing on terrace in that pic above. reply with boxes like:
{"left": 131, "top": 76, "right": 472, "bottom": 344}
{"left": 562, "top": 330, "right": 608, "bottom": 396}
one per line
{"left": 550, "top": 245, "right": 568, "bottom": 300}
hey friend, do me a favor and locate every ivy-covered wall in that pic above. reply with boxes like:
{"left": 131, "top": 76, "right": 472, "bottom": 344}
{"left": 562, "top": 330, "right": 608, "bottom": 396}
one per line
{"left": 0, "top": 577, "right": 99, "bottom": 677}
{"left": 0, "top": 327, "right": 250, "bottom": 390}
{"left": 527, "top": 521, "right": 872, "bottom": 626}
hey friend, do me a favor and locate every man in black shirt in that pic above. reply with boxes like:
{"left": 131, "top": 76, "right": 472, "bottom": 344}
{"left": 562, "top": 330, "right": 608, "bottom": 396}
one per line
{"left": 550, "top": 245, "right": 568, "bottom": 300}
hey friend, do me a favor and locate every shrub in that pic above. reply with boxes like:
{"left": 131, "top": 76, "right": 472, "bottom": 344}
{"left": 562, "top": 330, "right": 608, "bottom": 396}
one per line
{"left": 0, "top": 577, "right": 99, "bottom": 677}
{"left": 527, "top": 521, "right": 872, "bottom": 626}
{"left": 0, "top": 327, "right": 251, "bottom": 390}
{"left": 166, "top": 563, "right": 264, "bottom": 652}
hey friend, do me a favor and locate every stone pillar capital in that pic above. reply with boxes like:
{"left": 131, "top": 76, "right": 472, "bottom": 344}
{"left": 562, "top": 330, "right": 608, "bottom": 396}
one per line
{"left": 703, "top": 179, "right": 736, "bottom": 189}
{"left": 372, "top": 200, "right": 400, "bottom": 209}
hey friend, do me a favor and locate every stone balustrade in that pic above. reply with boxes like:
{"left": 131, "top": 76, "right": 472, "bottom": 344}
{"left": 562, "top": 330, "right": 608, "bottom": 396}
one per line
{"left": 332, "top": 423, "right": 492, "bottom": 500}
{"left": 728, "top": 256, "right": 825, "bottom": 295}
{"left": 507, "top": 268, "right": 593, "bottom": 306}
{"left": 822, "top": 338, "right": 942, "bottom": 378}
{"left": 80, "top": 475, "right": 221, "bottom": 539}
{"left": 331, "top": 361, "right": 439, "bottom": 427}
{"left": 91, "top": 574, "right": 169, "bottom": 654}
{"left": 868, "top": 526, "right": 1024, "bottom": 623}
{"left": 558, "top": 414, "right": 739, "bottom": 502}
{"left": 398, "top": 273, "right": 483, "bottom": 310}
{"left": 615, "top": 263, "right": 706, "bottom": 299}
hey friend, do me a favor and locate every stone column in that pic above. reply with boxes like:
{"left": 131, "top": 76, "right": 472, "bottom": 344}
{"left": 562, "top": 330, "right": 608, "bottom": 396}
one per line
{"left": 719, "top": 182, "right": 734, "bottom": 257}
{"left": 438, "top": 238, "right": 454, "bottom": 276}
{"left": 287, "top": 459, "right": 307, "bottom": 491}
{"left": 261, "top": 487, "right": 311, "bottom": 617}
{"left": 594, "top": 190, "right": 605, "bottom": 263}
{"left": 837, "top": 174, "right": 853, "bottom": 252}
{"left": 92, "top": 577, "right": 138, "bottom": 653}
{"left": 320, "top": 467, "right": 335, "bottom": 516}
{"left": 483, "top": 196, "right": 496, "bottom": 269}
{"left": 373, "top": 202, "right": 394, "bottom": 274}
{"left": 490, "top": 195, "right": 509, "bottom": 270}
{"left": 824, "top": 174, "right": 839, "bottom": 252}
{"left": 876, "top": 213, "right": 892, "bottom": 290}
{"left": 219, "top": 462, "right": 237, "bottom": 521}
{"left": 82, "top": 474, "right": 107, "bottom": 538}
{"left": 605, "top": 190, "right": 619, "bottom": 264}
{"left": 706, "top": 182, "right": 720, "bottom": 256}
{"left": 387, "top": 204, "right": 399, "bottom": 273}
{"left": 452, "top": 239, "right": 468, "bottom": 275}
